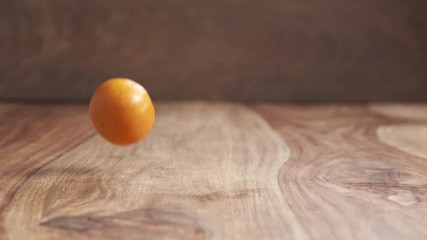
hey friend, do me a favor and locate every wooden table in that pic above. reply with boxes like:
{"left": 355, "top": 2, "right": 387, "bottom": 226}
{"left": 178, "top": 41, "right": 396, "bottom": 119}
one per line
{"left": 1, "top": 102, "right": 426, "bottom": 239}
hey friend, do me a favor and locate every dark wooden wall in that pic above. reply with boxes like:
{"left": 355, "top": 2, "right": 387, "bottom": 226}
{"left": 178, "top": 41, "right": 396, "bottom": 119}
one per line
{"left": 0, "top": 0, "right": 426, "bottom": 102}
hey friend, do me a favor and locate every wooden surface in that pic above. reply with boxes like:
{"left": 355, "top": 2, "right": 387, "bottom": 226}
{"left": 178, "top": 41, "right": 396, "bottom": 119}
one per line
{"left": 1, "top": 102, "right": 427, "bottom": 239}
{"left": 1, "top": 0, "right": 427, "bottom": 101}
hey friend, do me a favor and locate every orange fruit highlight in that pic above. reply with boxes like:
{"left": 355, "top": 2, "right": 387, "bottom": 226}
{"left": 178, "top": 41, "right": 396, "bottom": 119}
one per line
{"left": 89, "top": 78, "right": 155, "bottom": 146}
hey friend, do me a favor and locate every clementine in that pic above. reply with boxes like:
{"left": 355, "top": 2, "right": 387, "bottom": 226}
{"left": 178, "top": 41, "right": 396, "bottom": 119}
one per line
{"left": 89, "top": 78, "right": 155, "bottom": 145}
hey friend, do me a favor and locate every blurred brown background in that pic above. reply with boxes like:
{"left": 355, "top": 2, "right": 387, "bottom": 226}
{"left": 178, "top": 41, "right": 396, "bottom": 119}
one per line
{"left": 0, "top": 0, "right": 426, "bottom": 102}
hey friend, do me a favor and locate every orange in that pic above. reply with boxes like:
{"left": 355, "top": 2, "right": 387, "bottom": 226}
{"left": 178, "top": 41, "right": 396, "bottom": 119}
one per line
{"left": 89, "top": 78, "right": 155, "bottom": 146}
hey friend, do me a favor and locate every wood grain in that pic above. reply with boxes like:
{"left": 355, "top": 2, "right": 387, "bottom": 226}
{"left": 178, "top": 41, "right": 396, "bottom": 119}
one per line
{"left": 0, "top": 103, "right": 95, "bottom": 237}
{"left": 255, "top": 104, "right": 427, "bottom": 239}
{"left": 0, "top": 0, "right": 427, "bottom": 101}
{"left": 1, "top": 102, "right": 427, "bottom": 239}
